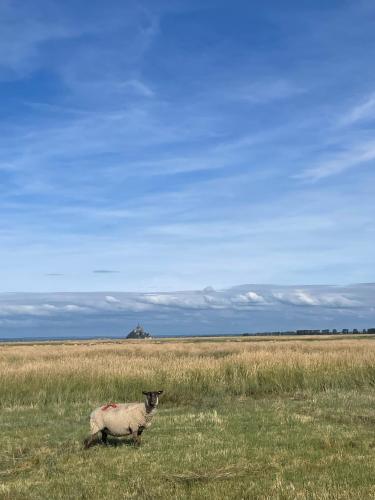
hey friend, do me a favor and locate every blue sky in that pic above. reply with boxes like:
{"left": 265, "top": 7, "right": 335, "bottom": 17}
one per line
{"left": 1, "top": 1, "right": 375, "bottom": 336}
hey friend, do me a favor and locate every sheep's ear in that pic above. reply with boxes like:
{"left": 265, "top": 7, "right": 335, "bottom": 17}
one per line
{"left": 142, "top": 391, "right": 148, "bottom": 396}
{"left": 157, "top": 390, "right": 163, "bottom": 395}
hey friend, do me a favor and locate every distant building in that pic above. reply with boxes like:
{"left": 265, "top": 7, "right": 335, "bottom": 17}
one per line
{"left": 342, "top": 329, "right": 349, "bottom": 334}
{"left": 126, "top": 324, "right": 152, "bottom": 339}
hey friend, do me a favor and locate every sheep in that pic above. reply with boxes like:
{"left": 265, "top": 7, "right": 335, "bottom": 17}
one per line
{"left": 83, "top": 390, "right": 163, "bottom": 449}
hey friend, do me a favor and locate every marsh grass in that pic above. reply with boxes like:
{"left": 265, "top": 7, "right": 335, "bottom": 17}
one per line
{"left": 1, "top": 337, "right": 375, "bottom": 407}
{"left": 1, "top": 336, "right": 375, "bottom": 498}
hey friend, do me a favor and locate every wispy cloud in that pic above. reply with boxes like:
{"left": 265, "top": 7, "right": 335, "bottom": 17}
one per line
{"left": 0, "top": 3, "right": 71, "bottom": 78}
{"left": 340, "top": 92, "right": 375, "bottom": 125}
{"left": 295, "top": 141, "right": 375, "bottom": 181}
{"left": 117, "top": 79, "right": 155, "bottom": 98}
{"left": 233, "top": 79, "right": 305, "bottom": 104}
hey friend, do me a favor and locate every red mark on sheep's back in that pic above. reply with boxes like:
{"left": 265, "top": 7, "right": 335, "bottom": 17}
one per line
{"left": 101, "top": 403, "right": 118, "bottom": 411}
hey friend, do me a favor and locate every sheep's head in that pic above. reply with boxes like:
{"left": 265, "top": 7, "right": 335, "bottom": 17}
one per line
{"left": 142, "top": 390, "right": 163, "bottom": 408}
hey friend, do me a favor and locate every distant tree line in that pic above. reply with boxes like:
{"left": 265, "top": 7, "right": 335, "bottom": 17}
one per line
{"left": 243, "top": 328, "right": 375, "bottom": 337}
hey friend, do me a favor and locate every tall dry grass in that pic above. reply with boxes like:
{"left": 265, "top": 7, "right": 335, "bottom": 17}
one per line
{"left": 1, "top": 337, "right": 375, "bottom": 407}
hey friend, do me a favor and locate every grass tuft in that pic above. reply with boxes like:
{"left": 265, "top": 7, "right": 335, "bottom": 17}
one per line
{"left": 165, "top": 464, "right": 252, "bottom": 483}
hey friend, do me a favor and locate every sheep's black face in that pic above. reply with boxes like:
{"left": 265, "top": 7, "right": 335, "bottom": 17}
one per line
{"left": 142, "top": 390, "right": 163, "bottom": 408}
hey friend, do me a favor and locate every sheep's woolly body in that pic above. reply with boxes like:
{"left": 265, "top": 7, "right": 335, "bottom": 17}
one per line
{"left": 90, "top": 403, "right": 156, "bottom": 436}
{"left": 84, "top": 391, "right": 162, "bottom": 448}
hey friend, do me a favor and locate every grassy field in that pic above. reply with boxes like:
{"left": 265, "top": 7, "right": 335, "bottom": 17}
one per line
{"left": 1, "top": 336, "right": 375, "bottom": 499}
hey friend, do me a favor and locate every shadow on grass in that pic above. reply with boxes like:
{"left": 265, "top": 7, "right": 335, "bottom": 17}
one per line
{"left": 84, "top": 436, "right": 138, "bottom": 448}
{"left": 106, "top": 437, "right": 137, "bottom": 447}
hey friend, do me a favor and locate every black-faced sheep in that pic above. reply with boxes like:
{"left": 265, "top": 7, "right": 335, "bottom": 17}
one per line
{"left": 84, "top": 390, "right": 163, "bottom": 448}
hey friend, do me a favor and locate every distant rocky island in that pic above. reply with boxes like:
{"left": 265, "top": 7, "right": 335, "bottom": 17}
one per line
{"left": 126, "top": 324, "right": 152, "bottom": 339}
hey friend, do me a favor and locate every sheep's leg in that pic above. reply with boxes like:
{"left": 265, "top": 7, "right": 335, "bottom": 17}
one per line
{"left": 132, "top": 426, "right": 145, "bottom": 446}
{"left": 132, "top": 431, "right": 141, "bottom": 447}
{"left": 84, "top": 431, "right": 101, "bottom": 449}
{"left": 101, "top": 429, "right": 108, "bottom": 445}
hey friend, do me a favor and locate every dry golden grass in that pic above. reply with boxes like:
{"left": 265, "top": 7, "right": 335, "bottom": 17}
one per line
{"left": 1, "top": 336, "right": 375, "bottom": 406}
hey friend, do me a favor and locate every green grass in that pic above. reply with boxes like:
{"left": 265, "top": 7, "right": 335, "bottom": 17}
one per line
{"left": 2, "top": 391, "right": 375, "bottom": 498}
{"left": 2, "top": 338, "right": 375, "bottom": 498}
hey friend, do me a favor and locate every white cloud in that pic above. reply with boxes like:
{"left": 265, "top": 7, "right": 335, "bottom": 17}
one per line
{"left": 273, "top": 290, "right": 358, "bottom": 308}
{"left": 232, "top": 292, "right": 266, "bottom": 305}
{"left": 203, "top": 295, "right": 229, "bottom": 309}
{"left": 63, "top": 304, "right": 85, "bottom": 312}
{"left": 273, "top": 290, "right": 319, "bottom": 306}
{"left": 141, "top": 294, "right": 205, "bottom": 309}
{"left": 0, "top": 303, "right": 87, "bottom": 317}
{"left": 139, "top": 292, "right": 229, "bottom": 310}
{"left": 105, "top": 295, "right": 121, "bottom": 304}
{"left": 318, "top": 295, "right": 359, "bottom": 308}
